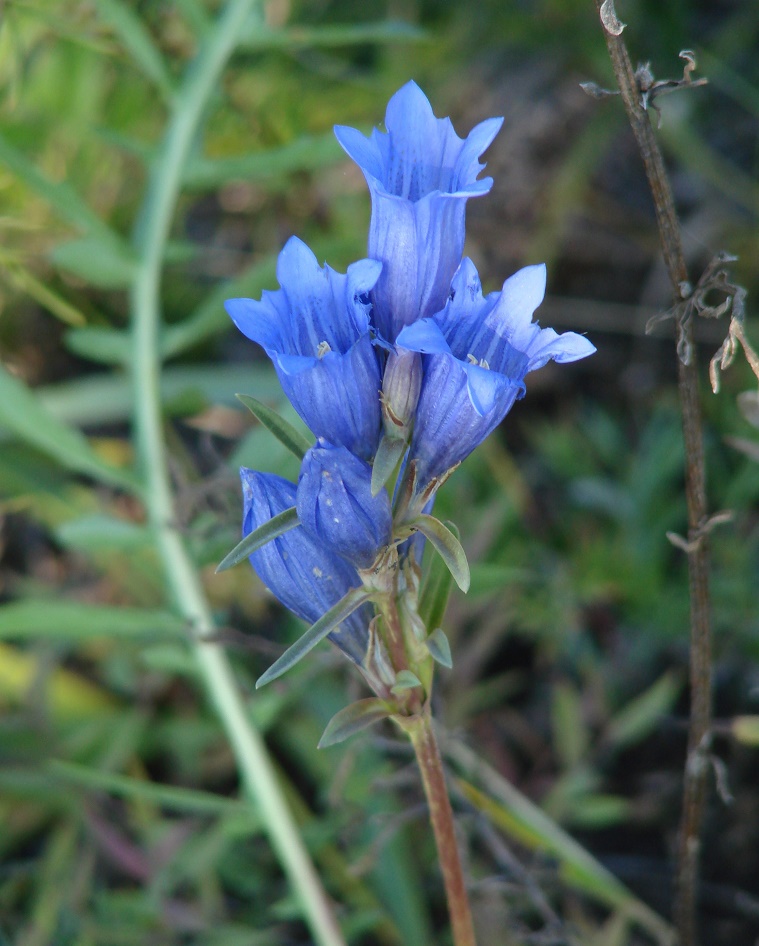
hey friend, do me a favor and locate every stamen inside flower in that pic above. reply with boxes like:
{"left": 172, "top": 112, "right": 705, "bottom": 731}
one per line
{"left": 466, "top": 352, "right": 490, "bottom": 370}
{"left": 317, "top": 341, "right": 332, "bottom": 358}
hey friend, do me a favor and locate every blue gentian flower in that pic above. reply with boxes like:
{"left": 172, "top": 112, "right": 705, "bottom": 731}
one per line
{"left": 334, "top": 80, "right": 503, "bottom": 342}
{"left": 240, "top": 468, "right": 370, "bottom": 665}
{"left": 226, "top": 237, "right": 383, "bottom": 461}
{"left": 297, "top": 441, "right": 392, "bottom": 570}
{"left": 397, "top": 258, "right": 596, "bottom": 491}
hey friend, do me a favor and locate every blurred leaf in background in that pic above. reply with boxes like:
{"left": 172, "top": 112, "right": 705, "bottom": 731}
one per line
{"left": 0, "top": 0, "right": 758, "bottom": 944}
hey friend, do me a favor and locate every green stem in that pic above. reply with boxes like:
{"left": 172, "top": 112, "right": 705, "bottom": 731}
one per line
{"left": 129, "top": 3, "right": 345, "bottom": 944}
{"left": 399, "top": 708, "right": 477, "bottom": 946}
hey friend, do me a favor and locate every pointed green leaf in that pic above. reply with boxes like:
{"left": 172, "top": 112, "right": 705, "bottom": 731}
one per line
{"left": 51, "top": 238, "right": 137, "bottom": 289}
{"left": 451, "top": 743, "right": 673, "bottom": 943}
{"left": 183, "top": 133, "right": 340, "bottom": 190}
{"left": 0, "top": 132, "right": 124, "bottom": 244}
{"left": 371, "top": 435, "right": 406, "bottom": 496}
{"left": 605, "top": 671, "right": 683, "bottom": 750}
{"left": 93, "top": 0, "right": 175, "bottom": 102}
{"left": 236, "top": 394, "right": 312, "bottom": 460}
{"left": 318, "top": 697, "right": 391, "bottom": 748}
{"left": 410, "top": 514, "right": 470, "bottom": 592}
{"left": 425, "top": 628, "right": 452, "bottom": 669}
{"left": 49, "top": 760, "right": 258, "bottom": 823}
{"left": 239, "top": 20, "right": 425, "bottom": 50}
{"left": 391, "top": 670, "right": 422, "bottom": 694}
{"left": 419, "top": 520, "right": 458, "bottom": 630}
{"left": 0, "top": 601, "right": 184, "bottom": 641}
{"left": 256, "top": 588, "right": 372, "bottom": 688}
{"left": 0, "top": 364, "right": 138, "bottom": 493}
{"left": 215, "top": 506, "right": 300, "bottom": 573}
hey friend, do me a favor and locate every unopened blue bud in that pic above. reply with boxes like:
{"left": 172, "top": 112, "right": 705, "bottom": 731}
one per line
{"left": 240, "top": 468, "right": 370, "bottom": 665}
{"left": 297, "top": 441, "right": 392, "bottom": 570}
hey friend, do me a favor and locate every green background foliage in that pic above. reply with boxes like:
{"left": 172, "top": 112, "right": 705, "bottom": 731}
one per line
{"left": 1, "top": 1, "right": 758, "bottom": 944}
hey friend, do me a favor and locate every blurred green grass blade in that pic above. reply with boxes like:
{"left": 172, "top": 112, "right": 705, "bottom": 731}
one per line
{"left": 239, "top": 19, "right": 426, "bottom": 49}
{"left": 0, "top": 601, "right": 185, "bottom": 641}
{"left": 65, "top": 327, "right": 131, "bottom": 365}
{"left": 661, "top": 119, "right": 759, "bottom": 216}
{"left": 236, "top": 395, "right": 312, "bottom": 459}
{"left": 27, "top": 364, "right": 282, "bottom": 429}
{"left": 183, "top": 133, "right": 340, "bottom": 190}
{"left": 0, "top": 363, "right": 139, "bottom": 492}
{"left": 49, "top": 760, "right": 260, "bottom": 825}
{"left": 163, "top": 235, "right": 364, "bottom": 359}
{"left": 176, "top": 0, "right": 212, "bottom": 37}
{"left": 93, "top": 0, "right": 175, "bottom": 102}
{"left": 4, "top": 263, "right": 86, "bottom": 327}
{"left": 552, "top": 681, "right": 588, "bottom": 770}
{"left": 55, "top": 514, "right": 151, "bottom": 552}
{"left": 51, "top": 237, "right": 137, "bottom": 288}
{"left": 162, "top": 253, "right": 277, "bottom": 357}
{"left": 605, "top": 671, "right": 683, "bottom": 750}
{"left": 732, "top": 716, "right": 759, "bottom": 746}
{"left": 448, "top": 739, "right": 672, "bottom": 942}
{"left": 0, "top": 131, "right": 126, "bottom": 246}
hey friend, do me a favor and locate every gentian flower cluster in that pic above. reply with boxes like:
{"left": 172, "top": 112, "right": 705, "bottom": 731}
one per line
{"left": 224, "top": 81, "right": 595, "bottom": 710}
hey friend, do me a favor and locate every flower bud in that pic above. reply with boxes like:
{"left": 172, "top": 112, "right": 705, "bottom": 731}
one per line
{"left": 240, "top": 468, "right": 370, "bottom": 665}
{"left": 297, "top": 441, "right": 392, "bottom": 570}
{"left": 381, "top": 349, "right": 422, "bottom": 439}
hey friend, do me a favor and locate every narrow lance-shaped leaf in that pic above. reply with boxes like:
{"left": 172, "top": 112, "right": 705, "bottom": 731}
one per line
{"left": 419, "top": 520, "right": 458, "bottom": 630}
{"left": 318, "top": 697, "right": 392, "bottom": 749}
{"left": 236, "top": 394, "right": 312, "bottom": 460}
{"left": 215, "top": 506, "right": 300, "bottom": 573}
{"left": 51, "top": 238, "right": 137, "bottom": 289}
{"left": 0, "top": 363, "right": 139, "bottom": 493}
{"left": 256, "top": 587, "right": 372, "bottom": 688}
{"left": 92, "top": 0, "right": 175, "bottom": 103}
{"left": 408, "top": 514, "right": 470, "bottom": 592}
{"left": 0, "top": 132, "right": 126, "bottom": 245}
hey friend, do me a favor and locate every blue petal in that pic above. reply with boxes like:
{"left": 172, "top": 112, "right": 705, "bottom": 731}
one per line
{"left": 226, "top": 237, "right": 383, "bottom": 458}
{"left": 405, "top": 257, "right": 595, "bottom": 492}
{"left": 240, "top": 469, "right": 370, "bottom": 665}
{"left": 335, "top": 82, "right": 503, "bottom": 341}
{"left": 409, "top": 354, "right": 523, "bottom": 486}
{"left": 271, "top": 335, "right": 382, "bottom": 462}
{"left": 296, "top": 442, "right": 392, "bottom": 570}
{"left": 396, "top": 318, "right": 452, "bottom": 355}
{"left": 366, "top": 190, "right": 469, "bottom": 339}
{"left": 336, "top": 81, "right": 503, "bottom": 202}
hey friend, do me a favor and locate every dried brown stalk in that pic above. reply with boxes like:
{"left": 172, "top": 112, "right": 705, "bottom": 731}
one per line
{"left": 591, "top": 4, "right": 713, "bottom": 943}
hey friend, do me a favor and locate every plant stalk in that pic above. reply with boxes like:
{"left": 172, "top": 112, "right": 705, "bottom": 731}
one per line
{"left": 129, "top": 2, "right": 345, "bottom": 944}
{"left": 594, "top": 4, "right": 712, "bottom": 944}
{"left": 400, "top": 708, "right": 477, "bottom": 946}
